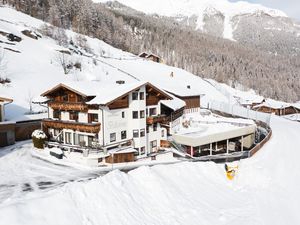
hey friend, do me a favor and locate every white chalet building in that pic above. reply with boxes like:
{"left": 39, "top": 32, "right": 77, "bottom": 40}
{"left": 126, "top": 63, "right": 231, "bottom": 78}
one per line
{"left": 40, "top": 81, "right": 185, "bottom": 164}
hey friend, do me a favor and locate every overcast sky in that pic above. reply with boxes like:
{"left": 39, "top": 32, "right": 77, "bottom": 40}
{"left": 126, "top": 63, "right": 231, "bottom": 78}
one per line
{"left": 230, "top": 0, "right": 300, "bottom": 20}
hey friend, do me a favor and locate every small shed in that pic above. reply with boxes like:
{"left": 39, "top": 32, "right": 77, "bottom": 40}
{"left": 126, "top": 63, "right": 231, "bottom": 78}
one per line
{"left": 106, "top": 148, "right": 137, "bottom": 164}
{"left": 139, "top": 52, "right": 163, "bottom": 63}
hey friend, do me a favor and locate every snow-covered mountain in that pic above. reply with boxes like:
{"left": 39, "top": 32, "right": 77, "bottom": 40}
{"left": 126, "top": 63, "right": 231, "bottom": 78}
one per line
{"left": 96, "top": 0, "right": 289, "bottom": 40}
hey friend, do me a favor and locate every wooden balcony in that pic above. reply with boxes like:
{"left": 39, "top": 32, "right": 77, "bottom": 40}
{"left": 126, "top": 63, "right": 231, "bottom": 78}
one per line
{"left": 146, "top": 115, "right": 170, "bottom": 125}
{"left": 42, "top": 119, "right": 101, "bottom": 133}
{"left": 48, "top": 101, "right": 88, "bottom": 111}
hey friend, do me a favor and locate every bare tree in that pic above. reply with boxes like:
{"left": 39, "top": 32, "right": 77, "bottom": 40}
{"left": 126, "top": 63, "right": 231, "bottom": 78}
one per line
{"left": 25, "top": 90, "right": 34, "bottom": 113}
{"left": 54, "top": 52, "right": 72, "bottom": 75}
{"left": 0, "top": 50, "right": 10, "bottom": 84}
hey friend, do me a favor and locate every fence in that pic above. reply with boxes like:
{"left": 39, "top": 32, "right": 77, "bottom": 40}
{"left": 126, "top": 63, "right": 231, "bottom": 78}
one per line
{"left": 208, "top": 100, "right": 272, "bottom": 125}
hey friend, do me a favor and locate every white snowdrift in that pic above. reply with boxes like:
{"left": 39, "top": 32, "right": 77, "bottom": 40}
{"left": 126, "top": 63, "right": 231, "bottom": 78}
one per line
{"left": 0, "top": 116, "right": 300, "bottom": 225}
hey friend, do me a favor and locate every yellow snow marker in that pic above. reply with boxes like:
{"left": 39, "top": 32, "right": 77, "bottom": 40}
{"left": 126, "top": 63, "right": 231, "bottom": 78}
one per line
{"left": 225, "top": 164, "right": 239, "bottom": 180}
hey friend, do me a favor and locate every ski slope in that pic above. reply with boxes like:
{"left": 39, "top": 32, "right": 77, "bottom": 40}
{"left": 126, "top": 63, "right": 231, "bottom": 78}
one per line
{"left": 0, "top": 116, "right": 300, "bottom": 225}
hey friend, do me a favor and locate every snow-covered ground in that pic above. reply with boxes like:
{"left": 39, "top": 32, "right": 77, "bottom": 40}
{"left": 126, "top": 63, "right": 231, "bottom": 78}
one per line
{"left": 0, "top": 115, "right": 300, "bottom": 225}
{"left": 0, "top": 141, "right": 107, "bottom": 204}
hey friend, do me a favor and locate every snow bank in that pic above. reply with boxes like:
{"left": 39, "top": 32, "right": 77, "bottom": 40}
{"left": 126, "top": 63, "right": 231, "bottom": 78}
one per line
{"left": 1, "top": 116, "right": 300, "bottom": 225}
{"left": 31, "top": 130, "right": 47, "bottom": 139}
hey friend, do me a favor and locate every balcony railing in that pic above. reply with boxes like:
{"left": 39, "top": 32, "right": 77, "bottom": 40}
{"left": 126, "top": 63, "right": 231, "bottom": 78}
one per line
{"left": 146, "top": 115, "right": 170, "bottom": 125}
{"left": 42, "top": 119, "right": 101, "bottom": 133}
{"left": 48, "top": 101, "right": 88, "bottom": 111}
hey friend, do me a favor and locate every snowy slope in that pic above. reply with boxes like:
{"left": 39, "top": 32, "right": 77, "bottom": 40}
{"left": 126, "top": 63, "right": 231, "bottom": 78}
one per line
{"left": 0, "top": 116, "right": 300, "bottom": 225}
{"left": 95, "top": 0, "right": 287, "bottom": 40}
{"left": 0, "top": 6, "right": 226, "bottom": 121}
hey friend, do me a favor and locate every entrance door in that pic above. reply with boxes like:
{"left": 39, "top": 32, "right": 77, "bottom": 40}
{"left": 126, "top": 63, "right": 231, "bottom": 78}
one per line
{"left": 0, "top": 132, "right": 8, "bottom": 147}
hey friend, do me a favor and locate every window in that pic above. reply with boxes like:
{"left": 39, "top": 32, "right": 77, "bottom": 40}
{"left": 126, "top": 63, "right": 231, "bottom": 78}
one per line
{"left": 132, "top": 92, "right": 138, "bottom": 100}
{"left": 121, "top": 130, "right": 127, "bottom": 140}
{"left": 62, "top": 94, "right": 68, "bottom": 102}
{"left": 149, "top": 108, "right": 157, "bottom": 116}
{"left": 146, "top": 125, "right": 150, "bottom": 133}
{"left": 88, "top": 113, "right": 98, "bottom": 123}
{"left": 65, "top": 132, "right": 71, "bottom": 144}
{"left": 161, "top": 130, "right": 165, "bottom": 138}
{"left": 151, "top": 140, "right": 157, "bottom": 148}
{"left": 146, "top": 108, "right": 149, "bottom": 116}
{"left": 69, "top": 111, "right": 79, "bottom": 121}
{"left": 88, "top": 136, "right": 94, "bottom": 147}
{"left": 133, "top": 130, "right": 139, "bottom": 138}
{"left": 140, "top": 146, "right": 145, "bottom": 154}
{"left": 139, "top": 92, "right": 145, "bottom": 100}
{"left": 122, "top": 111, "right": 125, "bottom": 118}
{"left": 140, "top": 129, "right": 145, "bottom": 137}
{"left": 53, "top": 110, "right": 60, "bottom": 119}
{"left": 79, "top": 135, "right": 85, "bottom": 146}
{"left": 110, "top": 133, "right": 116, "bottom": 143}
{"left": 153, "top": 123, "right": 157, "bottom": 132}
{"left": 132, "top": 111, "right": 139, "bottom": 119}
{"left": 140, "top": 110, "right": 145, "bottom": 119}
{"left": 74, "top": 134, "right": 85, "bottom": 146}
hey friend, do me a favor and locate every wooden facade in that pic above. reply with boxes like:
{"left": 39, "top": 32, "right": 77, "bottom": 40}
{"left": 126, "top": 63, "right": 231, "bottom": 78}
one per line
{"left": 177, "top": 95, "right": 200, "bottom": 109}
{"left": 106, "top": 152, "right": 135, "bottom": 163}
{"left": 43, "top": 119, "right": 101, "bottom": 133}
{"left": 146, "top": 85, "right": 171, "bottom": 106}
{"left": 49, "top": 101, "right": 89, "bottom": 111}
{"left": 0, "top": 122, "right": 15, "bottom": 147}
{"left": 160, "top": 140, "right": 171, "bottom": 148}
{"left": 147, "top": 115, "right": 169, "bottom": 125}
{"left": 108, "top": 95, "right": 129, "bottom": 110}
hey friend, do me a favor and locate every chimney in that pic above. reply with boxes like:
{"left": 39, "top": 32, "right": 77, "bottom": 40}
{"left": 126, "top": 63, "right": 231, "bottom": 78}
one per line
{"left": 116, "top": 80, "right": 125, "bottom": 85}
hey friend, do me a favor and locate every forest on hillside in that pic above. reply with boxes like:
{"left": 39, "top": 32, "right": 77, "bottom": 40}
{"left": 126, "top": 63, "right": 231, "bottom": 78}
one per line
{"left": 2, "top": 0, "right": 300, "bottom": 102}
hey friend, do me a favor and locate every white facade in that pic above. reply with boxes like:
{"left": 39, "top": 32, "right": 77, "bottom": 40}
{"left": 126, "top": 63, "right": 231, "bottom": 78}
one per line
{"left": 47, "top": 84, "right": 168, "bottom": 156}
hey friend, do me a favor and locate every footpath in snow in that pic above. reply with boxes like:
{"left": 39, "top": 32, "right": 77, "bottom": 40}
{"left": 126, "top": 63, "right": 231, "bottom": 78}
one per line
{"left": 0, "top": 116, "right": 299, "bottom": 225}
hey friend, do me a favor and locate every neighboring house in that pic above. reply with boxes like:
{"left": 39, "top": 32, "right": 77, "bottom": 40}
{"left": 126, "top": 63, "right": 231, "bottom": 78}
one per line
{"left": 139, "top": 52, "right": 163, "bottom": 63}
{"left": 253, "top": 99, "right": 300, "bottom": 116}
{"left": 0, "top": 97, "right": 15, "bottom": 147}
{"left": 237, "top": 97, "right": 265, "bottom": 109}
{"left": 40, "top": 81, "right": 185, "bottom": 164}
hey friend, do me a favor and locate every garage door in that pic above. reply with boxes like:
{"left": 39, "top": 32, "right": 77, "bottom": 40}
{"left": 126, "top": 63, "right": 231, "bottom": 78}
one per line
{"left": 0, "top": 132, "right": 8, "bottom": 147}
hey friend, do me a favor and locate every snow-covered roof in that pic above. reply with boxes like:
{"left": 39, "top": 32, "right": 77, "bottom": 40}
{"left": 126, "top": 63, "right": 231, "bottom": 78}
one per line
{"left": 253, "top": 99, "right": 293, "bottom": 110}
{"left": 102, "top": 58, "right": 222, "bottom": 100}
{"left": 42, "top": 81, "right": 173, "bottom": 105}
{"left": 161, "top": 93, "right": 186, "bottom": 111}
{"left": 109, "top": 147, "right": 138, "bottom": 154}
{"left": 139, "top": 52, "right": 161, "bottom": 59}
{"left": 238, "top": 96, "right": 265, "bottom": 105}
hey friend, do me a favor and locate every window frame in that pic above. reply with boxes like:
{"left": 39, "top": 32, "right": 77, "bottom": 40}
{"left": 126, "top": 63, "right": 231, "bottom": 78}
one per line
{"left": 140, "top": 129, "right": 145, "bottom": 137}
{"left": 140, "top": 110, "right": 145, "bottom": 119}
{"left": 121, "top": 130, "right": 127, "bottom": 140}
{"left": 133, "top": 129, "right": 139, "bottom": 138}
{"left": 139, "top": 92, "right": 145, "bottom": 100}
{"left": 132, "top": 111, "right": 139, "bottom": 119}
{"left": 110, "top": 133, "right": 116, "bottom": 143}
{"left": 132, "top": 92, "right": 139, "bottom": 101}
